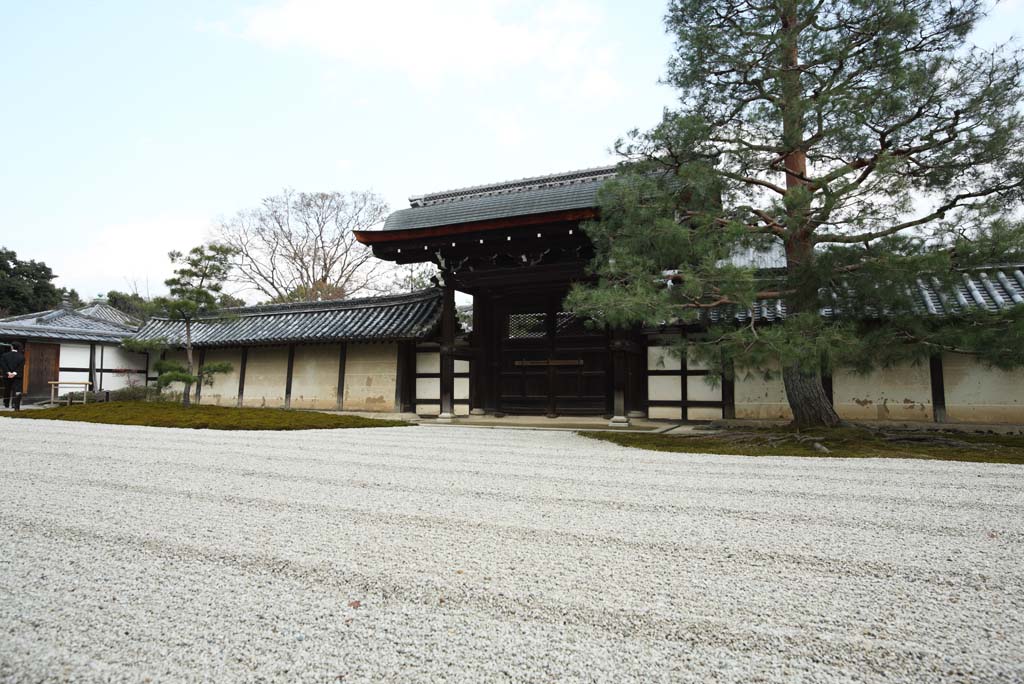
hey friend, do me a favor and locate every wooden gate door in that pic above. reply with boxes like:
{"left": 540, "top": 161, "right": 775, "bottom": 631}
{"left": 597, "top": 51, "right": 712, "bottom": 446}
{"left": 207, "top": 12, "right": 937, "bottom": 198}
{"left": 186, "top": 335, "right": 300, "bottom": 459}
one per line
{"left": 25, "top": 342, "right": 59, "bottom": 397}
{"left": 498, "top": 296, "right": 608, "bottom": 416}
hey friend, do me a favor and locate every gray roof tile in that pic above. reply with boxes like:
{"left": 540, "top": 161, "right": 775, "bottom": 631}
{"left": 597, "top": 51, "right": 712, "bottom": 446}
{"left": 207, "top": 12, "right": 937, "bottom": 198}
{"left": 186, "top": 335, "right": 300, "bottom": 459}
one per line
{"left": 710, "top": 267, "right": 1024, "bottom": 323}
{"left": 383, "top": 166, "right": 616, "bottom": 232}
{"left": 0, "top": 307, "right": 138, "bottom": 343}
{"left": 134, "top": 289, "right": 442, "bottom": 347}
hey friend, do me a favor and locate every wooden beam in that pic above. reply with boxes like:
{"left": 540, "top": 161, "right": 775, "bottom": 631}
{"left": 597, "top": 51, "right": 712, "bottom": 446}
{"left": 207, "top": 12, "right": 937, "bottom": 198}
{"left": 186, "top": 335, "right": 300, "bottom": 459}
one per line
{"left": 395, "top": 341, "right": 415, "bottom": 413}
{"left": 439, "top": 286, "right": 456, "bottom": 420}
{"left": 336, "top": 343, "right": 348, "bottom": 410}
{"left": 284, "top": 344, "right": 296, "bottom": 408}
{"left": 930, "top": 355, "right": 947, "bottom": 423}
{"left": 88, "top": 344, "right": 96, "bottom": 394}
{"left": 722, "top": 358, "right": 736, "bottom": 420}
{"left": 236, "top": 347, "right": 248, "bottom": 407}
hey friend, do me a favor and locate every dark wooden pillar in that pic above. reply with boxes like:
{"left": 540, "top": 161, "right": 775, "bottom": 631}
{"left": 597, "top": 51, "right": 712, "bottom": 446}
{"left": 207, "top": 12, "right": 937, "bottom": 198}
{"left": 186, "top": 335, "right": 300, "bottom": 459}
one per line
{"left": 486, "top": 293, "right": 501, "bottom": 414}
{"left": 722, "top": 357, "right": 736, "bottom": 420}
{"left": 194, "top": 349, "right": 206, "bottom": 404}
{"left": 236, "top": 347, "right": 248, "bottom": 407}
{"left": 609, "top": 327, "right": 629, "bottom": 425}
{"left": 284, "top": 344, "right": 296, "bottom": 408}
{"left": 439, "top": 285, "right": 456, "bottom": 421}
{"left": 336, "top": 343, "right": 348, "bottom": 410}
{"left": 930, "top": 355, "right": 947, "bottom": 423}
{"left": 88, "top": 344, "right": 97, "bottom": 394}
{"left": 395, "top": 341, "right": 416, "bottom": 413}
{"left": 470, "top": 290, "right": 487, "bottom": 415}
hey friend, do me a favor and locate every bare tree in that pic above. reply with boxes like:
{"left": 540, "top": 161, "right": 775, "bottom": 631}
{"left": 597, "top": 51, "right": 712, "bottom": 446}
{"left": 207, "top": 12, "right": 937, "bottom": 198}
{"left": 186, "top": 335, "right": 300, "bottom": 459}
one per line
{"left": 216, "top": 189, "right": 391, "bottom": 302}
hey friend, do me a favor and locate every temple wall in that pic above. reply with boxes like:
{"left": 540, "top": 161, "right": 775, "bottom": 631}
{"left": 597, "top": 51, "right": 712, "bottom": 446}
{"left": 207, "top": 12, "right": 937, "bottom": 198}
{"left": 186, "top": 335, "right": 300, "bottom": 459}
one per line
{"left": 240, "top": 346, "right": 288, "bottom": 408}
{"left": 290, "top": 344, "right": 342, "bottom": 410}
{"left": 832, "top": 365, "right": 933, "bottom": 422}
{"left": 342, "top": 343, "right": 398, "bottom": 412}
{"left": 943, "top": 353, "right": 1024, "bottom": 423}
{"left": 733, "top": 363, "right": 792, "bottom": 421}
{"left": 198, "top": 348, "right": 242, "bottom": 406}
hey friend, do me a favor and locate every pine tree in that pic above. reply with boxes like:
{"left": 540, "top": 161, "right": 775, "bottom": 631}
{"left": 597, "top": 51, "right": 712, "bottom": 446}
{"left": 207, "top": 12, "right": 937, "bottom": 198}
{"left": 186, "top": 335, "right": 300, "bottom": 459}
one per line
{"left": 568, "top": 0, "right": 1024, "bottom": 428}
{"left": 155, "top": 244, "right": 236, "bottom": 407}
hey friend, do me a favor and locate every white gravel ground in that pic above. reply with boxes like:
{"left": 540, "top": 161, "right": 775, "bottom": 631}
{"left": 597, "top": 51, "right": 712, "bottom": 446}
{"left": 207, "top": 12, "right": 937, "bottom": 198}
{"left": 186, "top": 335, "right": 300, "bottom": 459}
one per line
{"left": 0, "top": 418, "right": 1022, "bottom": 683}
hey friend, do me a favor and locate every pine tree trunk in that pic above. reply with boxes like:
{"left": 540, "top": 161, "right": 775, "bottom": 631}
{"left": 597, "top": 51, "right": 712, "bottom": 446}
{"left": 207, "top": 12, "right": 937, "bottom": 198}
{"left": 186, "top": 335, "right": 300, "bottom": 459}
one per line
{"left": 776, "top": 3, "right": 841, "bottom": 429}
{"left": 782, "top": 362, "right": 842, "bottom": 428}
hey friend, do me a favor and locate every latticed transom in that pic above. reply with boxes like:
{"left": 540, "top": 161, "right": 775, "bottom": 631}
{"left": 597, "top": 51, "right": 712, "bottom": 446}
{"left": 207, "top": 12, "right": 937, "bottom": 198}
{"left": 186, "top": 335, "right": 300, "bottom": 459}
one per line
{"left": 507, "top": 313, "right": 547, "bottom": 339}
{"left": 554, "top": 311, "right": 588, "bottom": 336}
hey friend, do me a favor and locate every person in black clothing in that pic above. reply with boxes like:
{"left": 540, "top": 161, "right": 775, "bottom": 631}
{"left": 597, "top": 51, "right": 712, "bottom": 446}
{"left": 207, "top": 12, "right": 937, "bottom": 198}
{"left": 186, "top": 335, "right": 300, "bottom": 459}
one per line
{"left": 1, "top": 343, "right": 26, "bottom": 411}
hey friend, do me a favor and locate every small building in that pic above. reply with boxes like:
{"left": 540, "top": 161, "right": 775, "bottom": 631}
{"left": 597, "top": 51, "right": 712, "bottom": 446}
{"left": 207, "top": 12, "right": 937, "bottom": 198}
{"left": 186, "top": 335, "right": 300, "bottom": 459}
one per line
{"left": 0, "top": 300, "right": 146, "bottom": 399}
{"left": 133, "top": 290, "right": 446, "bottom": 412}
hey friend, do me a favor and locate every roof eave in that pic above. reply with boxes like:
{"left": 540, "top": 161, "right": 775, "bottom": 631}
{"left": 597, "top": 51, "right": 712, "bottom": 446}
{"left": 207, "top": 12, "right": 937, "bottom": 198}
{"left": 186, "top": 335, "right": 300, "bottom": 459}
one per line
{"left": 356, "top": 208, "right": 599, "bottom": 245}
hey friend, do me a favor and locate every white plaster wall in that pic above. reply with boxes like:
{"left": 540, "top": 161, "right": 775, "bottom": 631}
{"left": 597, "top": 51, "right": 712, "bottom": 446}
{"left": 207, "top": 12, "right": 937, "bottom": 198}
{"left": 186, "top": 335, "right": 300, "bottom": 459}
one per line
{"left": 832, "top": 364, "right": 933, "bottom": 422}
{"left": 198, "top": 348, "right": 242, "bottom": 406}
{"left": 416, "top": 403, "right": 441, "bottom": 416}
{"left": 454, "top": 359, "right": 470, "bottom": 374}
{"left": 97, "top": 345, "right": 147, "bottom": 392}
{"left": 57, "top": 370, "right": 90, "bottom": 389}
{"left": 60, "top": 344, "right": 91, "bottom": 368}
{"left": 688, "top": 407, "right": 723, "bottom": 421}
{"left": 733, "top": 364, "right": 793, "bottom": 420}
{"left": 99, "top": 370, "right": 143, "bottom": 392}
{"left": 648, "top": 375, "right": 680, "bottom": 402}
{"left": 687, "top": 375, "right": 722, "bottom": 402}
{"left": 291, "top": 344, "right": 341, "bottom": 409}
{"left": 342, "top": 343, "right": 397, "bottom": 412}
{"left": 647, "top": 342, "right": 682, "bottom": 371}
{"left": 416, "top": 377, "right": 440, "bottom": 402}
{"left": 241, "top": 346, "right": 288, "bottom": 408}
{"left": 648, "top": 406, "right": 683, "bottom": 421}
{"left": 100, "top": 346, "right": 146, "bottom": 371}
{"left": 943, "top": 353, "right": 1024, "bottom": 423}
{"left": 417, "top": 352, "right": 440, "bottom": 374}
{"left": 686, "top": 346, "right": 716, "bottom": 372}
{"left": 454, "top": 377, "right": 470, "bottom": 402}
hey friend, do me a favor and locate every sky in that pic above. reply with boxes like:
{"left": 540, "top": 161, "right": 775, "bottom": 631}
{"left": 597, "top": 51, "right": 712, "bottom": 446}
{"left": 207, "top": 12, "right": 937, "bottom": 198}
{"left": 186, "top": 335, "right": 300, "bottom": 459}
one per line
{"left": 1, "top": 0, "right": 1021, "bottom": 303}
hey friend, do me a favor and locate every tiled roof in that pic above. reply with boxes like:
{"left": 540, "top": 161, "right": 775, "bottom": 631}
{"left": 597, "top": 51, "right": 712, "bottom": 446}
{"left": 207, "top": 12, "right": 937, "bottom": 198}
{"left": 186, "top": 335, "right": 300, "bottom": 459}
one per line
{"left": 134, "top": 289, "right": 442, "bottom": 347}
{"left": 77, "top": 303, "right": 141, "bottom": 327}
{"left": 0, "top": 306, "right": 138, "bottom": 343}
{"left": 383, "top": 166, "right": 617, "bottom": 232}
{"left": 709, "top": 267, "right": 1024, "bottom": 323}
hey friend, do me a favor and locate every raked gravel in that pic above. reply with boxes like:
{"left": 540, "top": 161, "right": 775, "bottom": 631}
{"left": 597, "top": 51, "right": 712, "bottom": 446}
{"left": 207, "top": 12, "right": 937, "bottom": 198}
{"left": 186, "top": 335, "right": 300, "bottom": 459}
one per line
{"left": 0, "top": 418, "right": 1022, "bottom": 683}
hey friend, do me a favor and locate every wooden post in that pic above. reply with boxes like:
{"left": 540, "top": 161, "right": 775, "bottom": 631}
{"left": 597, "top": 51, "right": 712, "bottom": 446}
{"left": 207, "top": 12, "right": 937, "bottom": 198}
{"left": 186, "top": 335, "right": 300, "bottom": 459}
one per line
{"left": 439, "top": 285, "right": 456, "bottom": 421}
{"left": 336, "top": 343, "right": 347, "bottom": 410}
{"left": 284, "top": 344, "right": 296, "bottom": 408}
{"left": 395, "top": 341, "right": 414, "bottom": 413}
{"left": 88, "top": 344, "right": 97, "bottom": 395}
{"left": 608, "top": 327, "right": 629, "bottom": 426}
{"left": 236, "top": 348, "right": 248, "bottom": 407}
{"left": 722, "top": 357, "right": 736, "bottom": 420}
{"left": 470, "top": 291, "right": 487, "bottom": 415}
{"left": 930, "top": 355, "right": 947, "bottom": 423}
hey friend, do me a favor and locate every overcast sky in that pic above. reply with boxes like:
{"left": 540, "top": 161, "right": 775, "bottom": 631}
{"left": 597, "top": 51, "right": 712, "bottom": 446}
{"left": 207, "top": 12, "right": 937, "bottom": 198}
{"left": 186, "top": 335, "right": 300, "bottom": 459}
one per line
{"left": 2, "top": 0, "right": 1021, "bottom": 302}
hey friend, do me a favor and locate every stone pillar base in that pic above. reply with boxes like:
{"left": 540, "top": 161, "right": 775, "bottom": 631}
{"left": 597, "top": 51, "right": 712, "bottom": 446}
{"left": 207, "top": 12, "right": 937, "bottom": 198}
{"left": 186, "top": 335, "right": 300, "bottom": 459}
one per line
{"left": 436, "top": 412, "right": 456, "bottom": 423}
{"left": 608, "top": 415, "right": 631, "bottom": 427}
{"left": 469, "top": 408, "right": 486, "bottom": 416}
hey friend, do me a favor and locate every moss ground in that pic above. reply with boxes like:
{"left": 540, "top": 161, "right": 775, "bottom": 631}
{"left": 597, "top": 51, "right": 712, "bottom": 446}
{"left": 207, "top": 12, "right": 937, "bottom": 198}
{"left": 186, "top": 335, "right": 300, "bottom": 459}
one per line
{"left": 7, "top": 402, "right": 409, "bottom": 431}
{"left": 581, "top": 426, "right": 1024, "bottom": 465}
